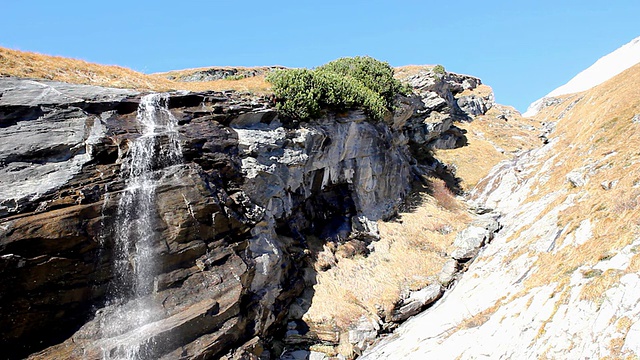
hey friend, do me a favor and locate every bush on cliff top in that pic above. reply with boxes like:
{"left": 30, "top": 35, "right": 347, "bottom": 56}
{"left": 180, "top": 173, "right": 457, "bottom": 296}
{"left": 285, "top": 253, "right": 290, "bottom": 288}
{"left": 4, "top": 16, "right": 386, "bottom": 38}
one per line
{"left": 266, "top": 56, "right": 407, "bottom": 121}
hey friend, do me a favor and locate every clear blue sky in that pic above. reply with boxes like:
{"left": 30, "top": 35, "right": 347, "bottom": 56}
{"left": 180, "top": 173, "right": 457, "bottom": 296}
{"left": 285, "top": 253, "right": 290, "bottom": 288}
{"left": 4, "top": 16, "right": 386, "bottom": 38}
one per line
{"left": 1, "top": 0, "right": 639, "bottom": 111}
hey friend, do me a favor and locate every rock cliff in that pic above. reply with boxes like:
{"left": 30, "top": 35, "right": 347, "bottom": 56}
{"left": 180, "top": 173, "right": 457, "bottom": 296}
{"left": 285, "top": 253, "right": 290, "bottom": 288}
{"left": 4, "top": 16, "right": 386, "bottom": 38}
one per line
{"left": 0, "top": 67, "right": 491, "bottom": 359}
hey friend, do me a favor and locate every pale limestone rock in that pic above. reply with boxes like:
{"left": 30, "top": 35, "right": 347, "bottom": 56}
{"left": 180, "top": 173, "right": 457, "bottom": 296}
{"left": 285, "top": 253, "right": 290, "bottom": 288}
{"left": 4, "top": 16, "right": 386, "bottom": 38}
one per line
{"left": 348, "top": 316, "right": 380, "bottom": 352}
{"left": 450, "top": 217, "right": 500, "bottom": 260}
{"left": 391, "top": 283, "right": 442, "bottom": 322}
{"left": 362, "top": 120, "right": 640, "bottom": 359}
{"left": 438, "top": 259, "right": 459, "bottom": 286}
{"left": 566, "top": 170, "right": 587, "bottom": 187}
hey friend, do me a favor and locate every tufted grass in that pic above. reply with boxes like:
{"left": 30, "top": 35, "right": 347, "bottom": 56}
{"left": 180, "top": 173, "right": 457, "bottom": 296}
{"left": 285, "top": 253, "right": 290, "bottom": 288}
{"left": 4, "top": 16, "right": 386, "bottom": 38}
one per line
{"left": 303, "top": 189, "right": 471, "bottom": 350}
{"left": 435, "top": 103, "right": 543, "bottom": 191}
{"left": 0, "top": 46, "right": 273, "bottom": 94}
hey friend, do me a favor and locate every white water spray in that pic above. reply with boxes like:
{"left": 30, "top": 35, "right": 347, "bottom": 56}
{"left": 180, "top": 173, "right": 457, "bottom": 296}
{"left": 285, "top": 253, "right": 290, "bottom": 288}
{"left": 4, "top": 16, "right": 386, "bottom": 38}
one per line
{"left": 100, "top": 93, "right": 182, "bottom": 360}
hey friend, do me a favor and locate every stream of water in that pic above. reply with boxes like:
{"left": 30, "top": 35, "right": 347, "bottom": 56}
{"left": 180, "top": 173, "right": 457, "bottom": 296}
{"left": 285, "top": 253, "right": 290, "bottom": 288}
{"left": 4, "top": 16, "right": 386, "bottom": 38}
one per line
{"left": 100, "top": 93, "right": 182, "bottom": 360}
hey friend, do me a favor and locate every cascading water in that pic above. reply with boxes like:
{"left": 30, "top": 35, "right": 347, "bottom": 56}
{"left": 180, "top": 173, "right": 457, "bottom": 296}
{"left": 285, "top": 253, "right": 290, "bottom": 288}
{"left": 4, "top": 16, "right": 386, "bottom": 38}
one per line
{"left": 99, "top": 93, "right": 182, "bottom": 360}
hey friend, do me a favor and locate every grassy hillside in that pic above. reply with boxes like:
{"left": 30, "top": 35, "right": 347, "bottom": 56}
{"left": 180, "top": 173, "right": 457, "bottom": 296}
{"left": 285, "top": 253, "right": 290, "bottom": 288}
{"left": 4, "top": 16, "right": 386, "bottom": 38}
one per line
{"left": 357, "top": 63, "right": 640, "bottom": 360}
{"left": 0, "top": 47, "right": 175, "bottom": 90}
{"left": 512, "top": 62, "right": 640, "bottom": 293}
{"left": 436, "top": 102, "right": 542, "bottom": 190}
{"left": 0, "top": 47, "right": 272, "bottom": 93}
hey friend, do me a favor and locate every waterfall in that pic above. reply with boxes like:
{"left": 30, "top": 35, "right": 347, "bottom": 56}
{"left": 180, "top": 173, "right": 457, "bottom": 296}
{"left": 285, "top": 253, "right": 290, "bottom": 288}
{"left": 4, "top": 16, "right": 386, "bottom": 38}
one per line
{"left": 100, "top": 93, "right": 182, "bottom": 360}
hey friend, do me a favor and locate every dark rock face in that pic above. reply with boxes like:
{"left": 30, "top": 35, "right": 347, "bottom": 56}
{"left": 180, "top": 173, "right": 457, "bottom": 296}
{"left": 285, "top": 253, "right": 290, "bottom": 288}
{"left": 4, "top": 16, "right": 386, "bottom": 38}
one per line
{"left": 0, "top": 79, "right": 267, "bottom": 359}
{"left": 0, "top": 71, "right": 490, "bottom": 359}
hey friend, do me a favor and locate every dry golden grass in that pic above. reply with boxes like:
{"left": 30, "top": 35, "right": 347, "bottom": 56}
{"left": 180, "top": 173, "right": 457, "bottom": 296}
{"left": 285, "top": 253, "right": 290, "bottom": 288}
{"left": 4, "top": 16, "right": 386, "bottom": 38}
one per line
{"left": 580, "top": 269, "right": 623, "bottom": 303}
{"left": 534, "top": 288, "right": 571, "bottom": 340}
{"left": 459, "top": 84, "right": 494, "bottom": 98}
{"left": 484, "top": 64, "right": 640, "bottom": 313}
{"left": 0, "top": 47, "right": 175, "bottom": 90}
{"left": 447, "top": 295, "right": 512, "bottom": 336}
{"left": 431, "top": 178, "right": 461, "bottom": 211}
{"left": 394, "top": 64, "right": 441, "bottom": 79}
{"left": 626, "top": 253, "right": 640, "bottom": 273}
{"left": 515, "top": 63, "right": 640, "bottom": 296}
{"left": 457, "top": 296, "right": 506, "bottom": 330}
{"left": 435, "top": 105, "right": 542, "bottom": 190}
{"left": 0, "top": 46, "right": 273, "bottom": 94}
{"left": 157, "top": 75, "right": 272, "bottom": 94}
{"left": 303, "top": 191, "right": 471, "bottom": 332}
{"left": 617, "top": 316, "right": 633, "bottom": 333}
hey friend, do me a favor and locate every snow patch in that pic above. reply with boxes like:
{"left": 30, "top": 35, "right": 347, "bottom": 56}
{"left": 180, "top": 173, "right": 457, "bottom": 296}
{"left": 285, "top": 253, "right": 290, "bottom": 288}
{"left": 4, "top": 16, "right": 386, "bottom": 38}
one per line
{"left": 524, "top": 36, "right": 640, "bottom": 117}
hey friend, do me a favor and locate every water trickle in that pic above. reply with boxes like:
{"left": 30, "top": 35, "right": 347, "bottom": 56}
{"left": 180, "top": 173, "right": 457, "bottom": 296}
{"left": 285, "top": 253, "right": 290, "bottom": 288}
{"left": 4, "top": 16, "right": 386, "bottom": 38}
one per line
{"left": 98, "top": 186, "right": 110, "bottom": 247}
{"left": 100, "top": 93, "right": 182, "bottom": 359}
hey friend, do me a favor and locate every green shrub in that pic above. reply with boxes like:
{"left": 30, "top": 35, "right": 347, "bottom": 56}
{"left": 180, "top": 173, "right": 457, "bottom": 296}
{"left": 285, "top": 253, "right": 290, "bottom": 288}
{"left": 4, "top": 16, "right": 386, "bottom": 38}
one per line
{"left": 266, "top": 69, "right": 321, "bottom": 120}
{"left": 432, "top": 64, "right": 446, "bottom": 75}
{"left": 318, "top": 56, "right": 404, "bottom": 108}
{"left": 225, "top": 74, "right": 247, "bottom": 81}
{"left": 266, "top": 56, "right": 406, "bottom": 121}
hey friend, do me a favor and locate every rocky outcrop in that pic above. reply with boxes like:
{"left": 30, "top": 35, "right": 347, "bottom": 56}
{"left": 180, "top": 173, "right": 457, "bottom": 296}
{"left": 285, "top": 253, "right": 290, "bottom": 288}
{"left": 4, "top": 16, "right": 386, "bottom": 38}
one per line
{"left": 161, "top": 66, "right": 286, "bottom": 82}
{"left": 0, "top": 67, "right": 491, "bottom": 359}
{"left": 0, "top": 78, "right": 138, "bottom": 217}
{"left": 394, "top": 68, "right": 493, "bottom": 158}
{"left": 450, "top": 216, "right": 500, "bottom": 261}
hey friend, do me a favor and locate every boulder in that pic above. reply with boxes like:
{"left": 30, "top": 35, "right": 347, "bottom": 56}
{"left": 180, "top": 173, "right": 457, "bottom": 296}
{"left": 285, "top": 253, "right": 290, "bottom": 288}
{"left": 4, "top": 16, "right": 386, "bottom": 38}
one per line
{"left": 451, "top": 217, "right": 500, "bottom": 261}
{"left": 438, "top": 259, "right": 459, "bottom": 286}
{"left": 457, "top": 94, "right": 492, "bottom": 116}
{"left": 391, "top": 283, "right": 443, "bottom": 322}
{"left": 348, "top": 316, "right": 381, "bottom": 353}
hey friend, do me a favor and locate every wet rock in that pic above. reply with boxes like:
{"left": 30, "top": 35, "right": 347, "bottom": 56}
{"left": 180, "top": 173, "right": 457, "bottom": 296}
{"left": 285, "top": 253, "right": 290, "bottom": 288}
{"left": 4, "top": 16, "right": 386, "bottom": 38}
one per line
{"left": 0, "top": 80, "right": 265, "bottom": 359}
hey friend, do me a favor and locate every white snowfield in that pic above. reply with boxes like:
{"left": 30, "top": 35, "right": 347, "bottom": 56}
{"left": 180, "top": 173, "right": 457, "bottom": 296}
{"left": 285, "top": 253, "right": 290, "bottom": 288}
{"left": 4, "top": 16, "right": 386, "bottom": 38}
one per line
{"left": 524, "top": 35, "right": 640, "bottom": 117}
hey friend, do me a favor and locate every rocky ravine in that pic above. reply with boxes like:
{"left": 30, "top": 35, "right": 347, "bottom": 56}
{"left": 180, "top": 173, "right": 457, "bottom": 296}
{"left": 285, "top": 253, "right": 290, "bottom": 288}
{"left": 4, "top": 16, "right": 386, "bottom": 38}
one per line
{"left": 361, "top": 64, "right": 640, "bottom": 359}
{"left": 0, "top": 68, "right": 492, "bottom": 359}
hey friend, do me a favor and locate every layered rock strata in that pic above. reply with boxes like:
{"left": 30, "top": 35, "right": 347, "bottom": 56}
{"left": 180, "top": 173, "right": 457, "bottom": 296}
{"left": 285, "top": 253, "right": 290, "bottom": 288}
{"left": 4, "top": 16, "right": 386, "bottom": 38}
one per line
{"left": 0, "top": 69, "right": 490, "bottom": 359}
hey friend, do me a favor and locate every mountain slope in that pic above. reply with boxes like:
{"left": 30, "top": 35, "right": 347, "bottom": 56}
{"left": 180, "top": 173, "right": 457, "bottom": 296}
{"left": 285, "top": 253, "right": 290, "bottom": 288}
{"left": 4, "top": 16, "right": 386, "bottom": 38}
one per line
{"left": 362, "top": 61, "right": 640, "bottom": 359}
{"left": 524, "top": 35, "right": 640, "bottom": 117}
